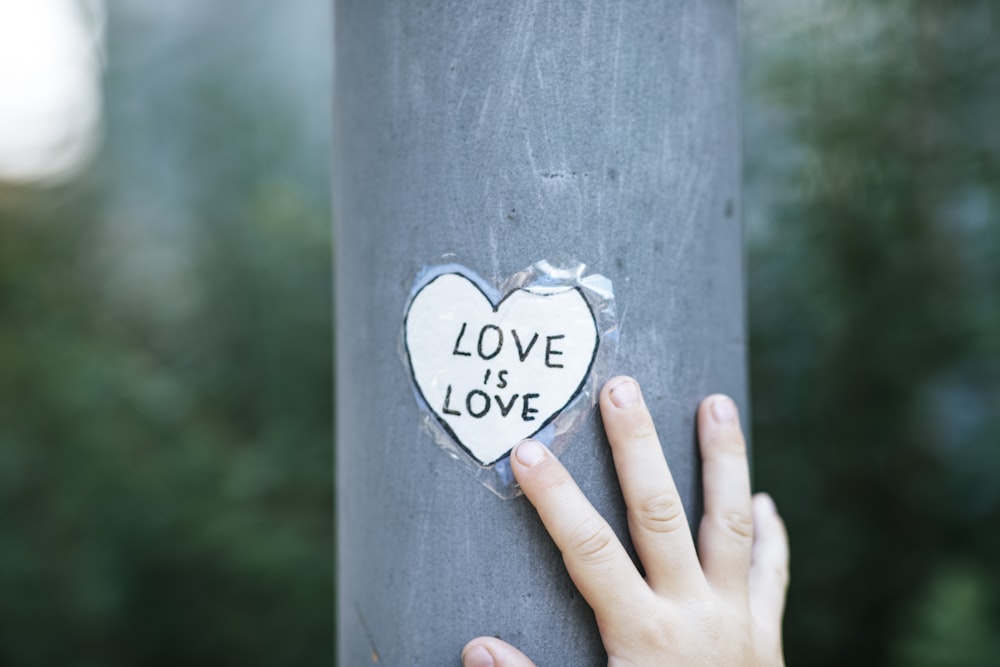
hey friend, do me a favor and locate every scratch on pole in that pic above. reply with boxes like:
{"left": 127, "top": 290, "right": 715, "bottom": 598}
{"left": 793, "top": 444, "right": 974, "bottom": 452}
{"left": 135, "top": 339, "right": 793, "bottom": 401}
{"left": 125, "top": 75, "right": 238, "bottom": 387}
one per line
{"left": 353, "top": 599, "right": 381, "bottom": 663}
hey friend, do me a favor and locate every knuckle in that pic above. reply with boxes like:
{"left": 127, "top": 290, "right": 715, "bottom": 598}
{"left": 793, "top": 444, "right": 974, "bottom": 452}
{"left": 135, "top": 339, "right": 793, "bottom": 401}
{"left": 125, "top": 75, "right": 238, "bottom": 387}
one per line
{"left": 634, "top": 491, "right": 686, "bottom": 534}
{"left": 720, "top": 510, "right": 754, "bottom": 541}
{"left": 566, "top": 516, "right": 616, "bottom": 564}
{"left": 537, "top": 470, "right": 573, "bottom": 496}
{"left": 529, "top": 463, "right": 575, "bottom": 500}
{"left": 626, "top": 417, "right": 658, "bottom": 442}
{"left": 708, "top": 432, "right": 747, "bottom": 458}
{"left": 632, "top": 609, "right": 673, "bottom": 649}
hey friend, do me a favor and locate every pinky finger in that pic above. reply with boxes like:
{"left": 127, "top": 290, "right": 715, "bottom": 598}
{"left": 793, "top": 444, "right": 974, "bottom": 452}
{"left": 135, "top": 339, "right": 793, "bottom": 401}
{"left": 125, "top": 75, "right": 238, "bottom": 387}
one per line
{"left": 748, "top": 493, "right": 790, "bottom": 634}
{"left": 462, "top": 637, "right": 537, "bottom": 667}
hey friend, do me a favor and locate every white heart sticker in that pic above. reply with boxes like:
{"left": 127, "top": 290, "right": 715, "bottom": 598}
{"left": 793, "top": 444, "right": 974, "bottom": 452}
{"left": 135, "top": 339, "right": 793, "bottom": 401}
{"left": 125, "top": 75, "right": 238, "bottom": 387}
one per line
{"left": 404, "top": 272, "right": 600, "bottom": 466}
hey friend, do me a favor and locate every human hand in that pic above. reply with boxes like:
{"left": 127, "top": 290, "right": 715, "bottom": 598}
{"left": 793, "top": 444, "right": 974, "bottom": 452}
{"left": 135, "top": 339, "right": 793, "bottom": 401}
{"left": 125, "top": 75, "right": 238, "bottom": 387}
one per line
{"left": 462, "top": 376, "right": 789, "bottom": 667}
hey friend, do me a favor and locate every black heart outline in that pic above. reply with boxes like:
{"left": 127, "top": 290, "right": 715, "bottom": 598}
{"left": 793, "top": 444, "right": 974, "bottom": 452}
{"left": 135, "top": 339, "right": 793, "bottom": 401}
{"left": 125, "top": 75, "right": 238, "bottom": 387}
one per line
{"left": 404, "top": 271, "right": 600, "bottom": 466}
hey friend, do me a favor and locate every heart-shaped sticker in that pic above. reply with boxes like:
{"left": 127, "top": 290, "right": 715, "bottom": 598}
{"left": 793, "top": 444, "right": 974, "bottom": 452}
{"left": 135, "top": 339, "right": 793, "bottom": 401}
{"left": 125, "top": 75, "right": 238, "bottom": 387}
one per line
{"left": 404, "top": 271, "right": 600, "bottom": 466}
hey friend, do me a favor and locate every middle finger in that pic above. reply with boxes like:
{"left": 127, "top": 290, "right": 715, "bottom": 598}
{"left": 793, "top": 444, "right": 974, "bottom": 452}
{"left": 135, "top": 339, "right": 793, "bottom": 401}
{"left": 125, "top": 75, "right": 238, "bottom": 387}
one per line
{"left": 600, "top": 377, "right": 707, "bottom": 599}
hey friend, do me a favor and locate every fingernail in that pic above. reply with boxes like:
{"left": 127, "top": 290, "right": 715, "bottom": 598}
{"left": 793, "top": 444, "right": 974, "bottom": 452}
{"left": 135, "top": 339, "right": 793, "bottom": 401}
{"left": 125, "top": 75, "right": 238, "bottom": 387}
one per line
{"left": 463, "top": 645, "right": 495, "bottom": 667}
{"left": 515, "top": 439, "right": 546, "bottom": 467}
{"left": 712, "top": 395, "right": 738, "bottom": 424}
{"left": 610, "top": 379, "right": 639, "bottom": 408}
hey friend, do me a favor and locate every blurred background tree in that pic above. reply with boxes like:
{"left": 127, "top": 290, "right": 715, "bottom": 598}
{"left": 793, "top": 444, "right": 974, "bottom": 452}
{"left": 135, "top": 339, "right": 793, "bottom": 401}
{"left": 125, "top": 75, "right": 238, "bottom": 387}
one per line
{"left": 0, "top": 1, "right": 333, "bottom": 665}
{"left": 745, "top": 0, "right": 1000, "bottom": 665}
{"left": 0, "top": 0, "right": 996, "bottom": 665}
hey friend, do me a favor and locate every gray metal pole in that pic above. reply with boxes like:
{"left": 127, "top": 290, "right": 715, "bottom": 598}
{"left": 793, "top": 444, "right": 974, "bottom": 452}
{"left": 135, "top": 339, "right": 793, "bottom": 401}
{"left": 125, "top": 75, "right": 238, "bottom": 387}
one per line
{"left": 333, "top": 2, "right": 744, "bottom": 664}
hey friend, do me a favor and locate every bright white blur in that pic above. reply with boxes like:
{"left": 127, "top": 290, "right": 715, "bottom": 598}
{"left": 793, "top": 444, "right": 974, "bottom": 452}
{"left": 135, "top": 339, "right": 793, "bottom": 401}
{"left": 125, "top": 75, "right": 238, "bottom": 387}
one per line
{"left": 0, "top": 0, "right": 104, "bottom": 185}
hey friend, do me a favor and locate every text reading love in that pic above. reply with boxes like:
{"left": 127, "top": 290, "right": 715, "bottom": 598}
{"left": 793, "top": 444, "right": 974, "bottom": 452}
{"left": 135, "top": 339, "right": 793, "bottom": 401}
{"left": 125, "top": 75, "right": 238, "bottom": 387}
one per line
{"left": 405, "top": 272, "right": 599, "bottom": 466}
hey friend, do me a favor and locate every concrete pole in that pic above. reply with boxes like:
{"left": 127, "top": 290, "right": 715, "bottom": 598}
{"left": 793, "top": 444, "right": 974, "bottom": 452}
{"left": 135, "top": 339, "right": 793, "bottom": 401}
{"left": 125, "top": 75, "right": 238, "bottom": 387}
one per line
{"left": 333, "top": 2, "right": 744, "bottom": 664}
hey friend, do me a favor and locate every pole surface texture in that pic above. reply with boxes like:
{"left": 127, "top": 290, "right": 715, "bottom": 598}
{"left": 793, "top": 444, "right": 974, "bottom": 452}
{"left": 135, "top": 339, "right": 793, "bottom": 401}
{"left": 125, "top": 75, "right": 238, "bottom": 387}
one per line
{"left": 334, "top": 2, "right": 744, "bottom": 664}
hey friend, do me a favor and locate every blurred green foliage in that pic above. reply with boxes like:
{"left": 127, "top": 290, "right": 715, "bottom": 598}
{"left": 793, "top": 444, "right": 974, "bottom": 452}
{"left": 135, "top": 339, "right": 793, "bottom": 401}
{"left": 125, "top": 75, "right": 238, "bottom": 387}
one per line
{"left": 1, "top": 0, "right": 997, "bottom": 665}
{"left": 745, "top": 0, "right": 1000, "bottom": 664}
{"left": 0, "top": 1, "right": 332, "bottom": 665}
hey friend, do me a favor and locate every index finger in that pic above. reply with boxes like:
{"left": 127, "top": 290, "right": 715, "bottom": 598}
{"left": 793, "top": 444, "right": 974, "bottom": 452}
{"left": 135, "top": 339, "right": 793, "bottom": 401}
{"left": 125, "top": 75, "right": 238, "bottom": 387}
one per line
{"left": 511, "top": 439, "right": 653, "bottom": 622}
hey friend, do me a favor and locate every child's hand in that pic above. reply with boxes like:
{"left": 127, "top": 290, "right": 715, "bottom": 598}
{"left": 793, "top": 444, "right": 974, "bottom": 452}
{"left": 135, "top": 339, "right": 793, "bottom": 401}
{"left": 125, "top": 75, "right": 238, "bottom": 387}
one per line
{"left": 462, "top": 376, "right": 789, "bottom": 667}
